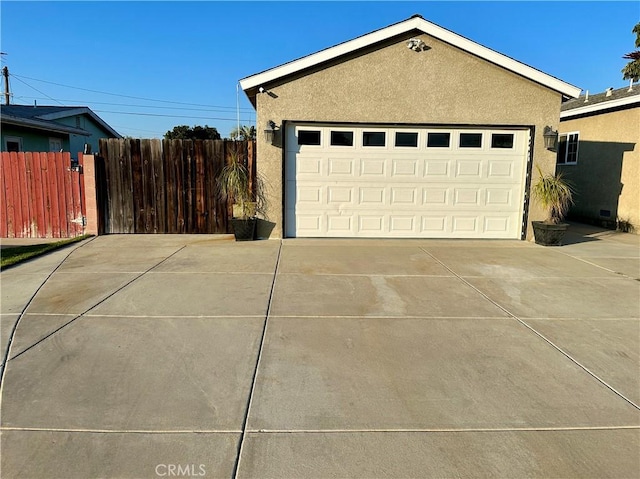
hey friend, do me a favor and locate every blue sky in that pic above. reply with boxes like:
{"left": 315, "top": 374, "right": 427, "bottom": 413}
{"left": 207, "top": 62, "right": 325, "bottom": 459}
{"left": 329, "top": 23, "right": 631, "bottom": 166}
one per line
{"left": 1, "top": 1, "right": 638, "bottom": 138}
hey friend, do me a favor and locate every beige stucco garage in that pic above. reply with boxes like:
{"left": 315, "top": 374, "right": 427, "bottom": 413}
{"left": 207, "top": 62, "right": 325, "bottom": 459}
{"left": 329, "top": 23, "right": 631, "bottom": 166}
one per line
{"left": 240, "top": 15, "right": 581, "bottom": 239}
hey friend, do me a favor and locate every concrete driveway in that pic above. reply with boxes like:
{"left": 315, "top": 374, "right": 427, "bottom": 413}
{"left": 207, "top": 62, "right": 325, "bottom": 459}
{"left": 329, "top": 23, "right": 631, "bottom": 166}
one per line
{"left": 1, "top": 225, "right": 639, "bottom": 478}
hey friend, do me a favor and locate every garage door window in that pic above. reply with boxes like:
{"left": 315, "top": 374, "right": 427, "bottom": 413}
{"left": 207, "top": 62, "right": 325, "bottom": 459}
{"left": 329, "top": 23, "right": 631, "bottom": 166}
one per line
{"left": 491, "top": 134, "right": 514, "bottom": 149}
{"left": 363, "top": 131, "right": 386, "bottom": 147}
{"left": 298, "top": 130, "right": 321, "bottom": 145}
{"left": 460, "top": 133, "right": 483, "bottom": 148}
{"left": 427, "top": 132, "right": 451, "bottom": 148}
{"left": 330, "top": 131, "right": 354, "bottom": 146}
{"left": 395, "top": 132, "right": 418, "bottom": 147}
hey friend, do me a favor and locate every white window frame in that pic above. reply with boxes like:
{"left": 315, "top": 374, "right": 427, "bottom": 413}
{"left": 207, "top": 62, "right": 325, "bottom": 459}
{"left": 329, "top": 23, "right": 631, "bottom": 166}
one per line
{"left": 557, "top": 131, "right": 579, "bottom": 165}
{"left": 4, "top": 136, "right": 23, "bottom": 152}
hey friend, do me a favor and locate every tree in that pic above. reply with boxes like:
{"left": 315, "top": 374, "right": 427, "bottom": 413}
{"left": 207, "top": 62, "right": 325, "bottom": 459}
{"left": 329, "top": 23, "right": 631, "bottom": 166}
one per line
{"left": 164, "top": 125, "right": 221, "bottom": 140}
{"left": 229, "top": 125, "right": 256, "bottom": 141}
{"left": 622, "top": 22, "right": 640, "bottom": 82}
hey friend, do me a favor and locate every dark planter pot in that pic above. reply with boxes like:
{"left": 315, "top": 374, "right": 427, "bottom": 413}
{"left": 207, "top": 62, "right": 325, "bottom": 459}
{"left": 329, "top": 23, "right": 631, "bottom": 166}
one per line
{"left": 532, "top": 221, "right": 569, "bottom": 246}
{"left": 230, "top": 218, "right": 257, "bottom": 241}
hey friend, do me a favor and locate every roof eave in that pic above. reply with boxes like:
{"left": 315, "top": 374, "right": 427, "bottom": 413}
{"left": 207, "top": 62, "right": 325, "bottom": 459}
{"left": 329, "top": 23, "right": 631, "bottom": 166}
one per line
{"left": 239, "top": 16, "right": 581, "bottom": 100}
{"left": 1, "top": 115, "right": 91, "bottom": 136}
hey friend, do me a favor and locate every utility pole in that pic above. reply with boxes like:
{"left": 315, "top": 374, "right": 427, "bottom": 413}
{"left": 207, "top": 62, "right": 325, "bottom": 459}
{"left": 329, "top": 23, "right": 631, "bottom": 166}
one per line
{"left": 2, "top": 66, "right": 9, "bottom": 105}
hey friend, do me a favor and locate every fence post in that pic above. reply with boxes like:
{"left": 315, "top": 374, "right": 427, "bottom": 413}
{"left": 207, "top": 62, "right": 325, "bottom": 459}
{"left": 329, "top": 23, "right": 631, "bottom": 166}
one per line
{"left": 82, "top": 154, "right": 99, "bottom": 236}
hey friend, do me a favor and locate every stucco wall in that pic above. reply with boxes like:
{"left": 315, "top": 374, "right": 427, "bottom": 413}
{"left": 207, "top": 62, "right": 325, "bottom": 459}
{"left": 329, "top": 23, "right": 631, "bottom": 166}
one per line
{"left": 254, "top": 32, "right": 563, "bottom": 239}
{"left": 559, "top": 106, "right": 639, "bottom": 233}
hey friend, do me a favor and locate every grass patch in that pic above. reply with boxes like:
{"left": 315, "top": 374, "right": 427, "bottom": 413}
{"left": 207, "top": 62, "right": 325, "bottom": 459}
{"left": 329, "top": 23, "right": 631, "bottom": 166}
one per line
{"left": 1, "top": 235, "right": 92, "bottom": 270}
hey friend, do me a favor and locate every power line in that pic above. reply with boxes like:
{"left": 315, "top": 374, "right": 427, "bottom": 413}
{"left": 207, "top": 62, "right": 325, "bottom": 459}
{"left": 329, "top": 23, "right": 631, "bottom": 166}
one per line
{"left": 12, "top": 73, "right": 254, "bottom": 110}
{"left": 92, "top": 109, "right": 254, "bottom": 122}
{"left": 10, "top": 75, "right": 65, "bottom": 106}
{"left": 13, "top": 95, "right": 253, "bottom": 114}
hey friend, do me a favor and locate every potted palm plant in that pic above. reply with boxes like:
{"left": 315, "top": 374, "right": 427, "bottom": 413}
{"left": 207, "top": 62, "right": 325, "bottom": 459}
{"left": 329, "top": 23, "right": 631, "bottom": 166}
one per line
{"left": 216, "top": 146, "right": 266, "bottom": 241}
{"left": 531, "top": 165, "right": 574, "bottom": 246}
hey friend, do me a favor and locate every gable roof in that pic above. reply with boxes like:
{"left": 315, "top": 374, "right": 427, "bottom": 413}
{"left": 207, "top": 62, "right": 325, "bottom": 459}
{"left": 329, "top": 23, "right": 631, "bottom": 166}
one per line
{"left": 1, "top": 105, "right": 121, "bottom": 138}
{"left": 240, "top": 15, "right": 581, "bottom": 103}
{"left": 560, "top": 85, "right": 640, "bottom": 119}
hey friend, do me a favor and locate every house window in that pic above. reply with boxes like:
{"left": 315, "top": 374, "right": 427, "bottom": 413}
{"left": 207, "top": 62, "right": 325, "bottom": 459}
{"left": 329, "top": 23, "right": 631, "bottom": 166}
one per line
{"left": 298, "top": 130, "right": 321, "bottom": 145}
{"left": 330, "top": 131, "right": 354, "bottom": 146}
{"left": 395, "top": 132, "right": 418, "bottom": 147}
{"left": 5, "top": 136, "right": 23, "bottom": 152}
{"left": 363, "top": 131, "right": 386, "bottom": 147}
{"left": 460, "top": 133, "right": 483, "bottom": 148}
{"left": 491, "top": 133, "right": 514, "bottom": 149}
{"left": 557, "top": 132, "right": 579, "bottom": 165}
{"left": 49, "top": 137, "right": 63, "bottom": 152}
{"left": 427, "top": 132, "right": 451, "bottom": 148}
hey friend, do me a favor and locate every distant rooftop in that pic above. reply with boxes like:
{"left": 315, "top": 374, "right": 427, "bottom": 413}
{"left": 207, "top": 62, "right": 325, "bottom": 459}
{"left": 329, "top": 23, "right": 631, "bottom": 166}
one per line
{"left": 561, "top": 85, "right": 639, "bottom": 111}
{"left": 1, "top": 104, "right": 121, "bottom": 138}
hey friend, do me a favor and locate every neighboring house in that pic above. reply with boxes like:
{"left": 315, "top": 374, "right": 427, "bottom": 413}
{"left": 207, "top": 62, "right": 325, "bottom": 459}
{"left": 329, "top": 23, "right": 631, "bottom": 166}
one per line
{"left": 240, "top": 15, "right": 581, "bottom": 240}
{"left": 558, "top": 86, "right": 639, "bottom": 233}
{"left": 1, "top": 105, "right": 121, "bottom": 157}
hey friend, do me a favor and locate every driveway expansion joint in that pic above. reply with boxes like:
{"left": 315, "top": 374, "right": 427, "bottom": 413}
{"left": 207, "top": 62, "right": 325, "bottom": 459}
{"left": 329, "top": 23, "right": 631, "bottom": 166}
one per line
{"left": 4, "top": 244, "right": 189, "bottom": 364}
{"left": 420, "top": 247, "right": 640, "bottom": 413}
{"left": 232, "top": 240, "right": 283, "bottom": 479}
{"left": 0, "top": 237, "right": 97, "bottom": 384}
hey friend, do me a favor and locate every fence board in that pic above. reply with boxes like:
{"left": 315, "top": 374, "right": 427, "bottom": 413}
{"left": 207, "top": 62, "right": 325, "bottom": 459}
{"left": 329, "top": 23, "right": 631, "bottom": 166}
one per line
{"left": 24, "top": 152, "right": 36, "bottom": 237}
{"left": 54, "top": 152, "right": 68, "bottom": 237}
{"left": 129, "top": 140, "right": 144, "bottom": 233}
{"left": 0, "top": 155, "right": 7, "bottom": 237}
{"left": 62, "top": 157, "right": 74, "bottom": 237}
{"left": 31, "top": 153, "right": 46, "bottom": 237}
{"left": 182, "top": 140, "right": 194, "bottom": 233}
{"left": 194, "top": 141, "right": 206, "bottom": 233}
{"left": 9, "top": 153, "right": 23, "bottom": 237}
{"left": 150, "top": 139, "right": 165, "bottom": 233}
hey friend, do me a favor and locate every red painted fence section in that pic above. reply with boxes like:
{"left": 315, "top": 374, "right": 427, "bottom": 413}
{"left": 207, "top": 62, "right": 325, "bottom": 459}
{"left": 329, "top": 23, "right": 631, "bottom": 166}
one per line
{"left": 0, "top": 152, "right": 85, "bottom": 238}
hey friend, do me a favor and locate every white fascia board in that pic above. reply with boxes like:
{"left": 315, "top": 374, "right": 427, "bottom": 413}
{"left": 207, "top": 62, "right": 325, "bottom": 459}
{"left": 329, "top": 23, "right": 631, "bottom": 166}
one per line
{"left": 240, "top": 17, "right": 581, "bottom": 98}
{"left": 560, "top": 95, "right": 640, "bottom": 119}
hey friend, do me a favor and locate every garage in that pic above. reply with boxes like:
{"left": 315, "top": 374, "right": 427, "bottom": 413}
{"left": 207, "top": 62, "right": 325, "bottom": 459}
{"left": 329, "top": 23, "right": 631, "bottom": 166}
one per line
{"left": 239, "top": 15, "right": 581, "bottom": 240}
{"left": 285, "top": 124, "right": 530, "bottom": 238}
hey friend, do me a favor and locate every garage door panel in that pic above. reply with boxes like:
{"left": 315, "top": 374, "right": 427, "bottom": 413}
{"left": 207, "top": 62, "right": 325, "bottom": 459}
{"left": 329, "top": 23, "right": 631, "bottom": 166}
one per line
{"left": 287, "top": 125, "right": 528, "bottom": 238}
{"left": 328, "top": 158, "right": 354, "bottom": 176}
{"left": 390, "top": 187, "right": 418, "bottom": 205}
{"left": 327, "top": 186, "right": 353, "bottom": 204}
{"left": 424, "top": 160, "right": 450, "bottom": 177}
{"left": 391, "top": 159, "right": 420, "bottom": 177}
{"left": 360, "top": 158, "right": 386, "bottom": 176}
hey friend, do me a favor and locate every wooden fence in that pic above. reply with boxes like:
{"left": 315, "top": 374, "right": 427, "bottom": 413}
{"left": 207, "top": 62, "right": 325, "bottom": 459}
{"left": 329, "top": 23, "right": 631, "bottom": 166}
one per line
{"left": 0, "top": 152, "right": 85, "bottom": 238}
{"left": 97, "top": 139, "right": 255, "bottom": 234}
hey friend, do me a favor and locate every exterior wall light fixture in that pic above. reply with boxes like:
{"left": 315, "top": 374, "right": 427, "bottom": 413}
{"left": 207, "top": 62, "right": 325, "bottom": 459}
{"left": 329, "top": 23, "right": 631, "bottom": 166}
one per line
{"left": 543, "top": 126, "right": 558, "bottom": 152}
{"left": 264, "top": 120, "right": 279, "bottom": 145}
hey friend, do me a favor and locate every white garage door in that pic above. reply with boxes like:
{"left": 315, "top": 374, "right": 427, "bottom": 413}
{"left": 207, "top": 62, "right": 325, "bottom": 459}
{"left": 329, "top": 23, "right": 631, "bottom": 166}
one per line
{"left": 285, "top": 124, "right": 529, "bottom": 238}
